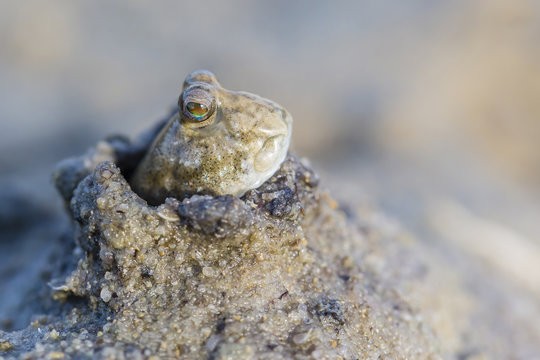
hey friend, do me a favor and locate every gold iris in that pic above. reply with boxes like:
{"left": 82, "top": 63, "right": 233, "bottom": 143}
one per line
{"left": 179, "top": 84, "right": 215, "bottom": 124}
{"left": 186, "top": 101, "right": 209, "bottom": 119}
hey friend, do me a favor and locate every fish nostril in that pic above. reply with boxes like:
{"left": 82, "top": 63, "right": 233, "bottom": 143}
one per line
{"left": 280, "top": 109, "right": 292, "bottom": 127}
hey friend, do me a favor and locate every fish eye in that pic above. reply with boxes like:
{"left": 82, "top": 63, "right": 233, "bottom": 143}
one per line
{"left": 186, "top": 101, "right": 209, "bottom": 119}
{"left": 179, "top": 85, "right": 215, "bottom": 124}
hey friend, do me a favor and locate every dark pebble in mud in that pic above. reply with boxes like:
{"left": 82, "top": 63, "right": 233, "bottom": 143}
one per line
{"left": 177, "top": 195, "right": 253, "bottom": 238}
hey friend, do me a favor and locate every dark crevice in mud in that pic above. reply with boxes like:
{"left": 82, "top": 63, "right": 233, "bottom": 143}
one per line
{"left": 311, "top": 297, "right": 345, "bottom": 326}
{"left": 107, "top": 117, "right": 167, "bottom": 183}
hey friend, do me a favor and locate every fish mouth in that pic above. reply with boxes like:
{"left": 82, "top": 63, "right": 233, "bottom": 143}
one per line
{"left": 254, "top": 134, "right": 288, "bottom": 173}
{"left": 253, "top": 107, "right": 292, "bottom": 173}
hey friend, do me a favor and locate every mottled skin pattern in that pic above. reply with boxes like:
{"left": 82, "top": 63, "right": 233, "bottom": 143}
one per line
{"left": 131, "top": 70, "right": 292, "bottom": 205}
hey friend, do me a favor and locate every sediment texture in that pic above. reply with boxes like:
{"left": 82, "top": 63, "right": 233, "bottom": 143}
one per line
{"left": 1, "top": 131, "right": 440, "bottom": 359}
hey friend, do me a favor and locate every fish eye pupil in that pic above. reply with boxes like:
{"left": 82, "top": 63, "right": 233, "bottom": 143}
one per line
{"left": 186, "top": 102, "right": 209, "bottom": 119}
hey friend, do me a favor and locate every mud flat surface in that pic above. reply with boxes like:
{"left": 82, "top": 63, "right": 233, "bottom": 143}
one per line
{"left": 1, "top": 119, "right": 539, "bottom": 360}
{"left": 2, "top": 124, "right": 443, "bottom": 359}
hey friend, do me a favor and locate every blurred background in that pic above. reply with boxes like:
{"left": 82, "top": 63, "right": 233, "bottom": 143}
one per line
{"left": 1, "top": 0, "right": 540, "bottom": 357}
